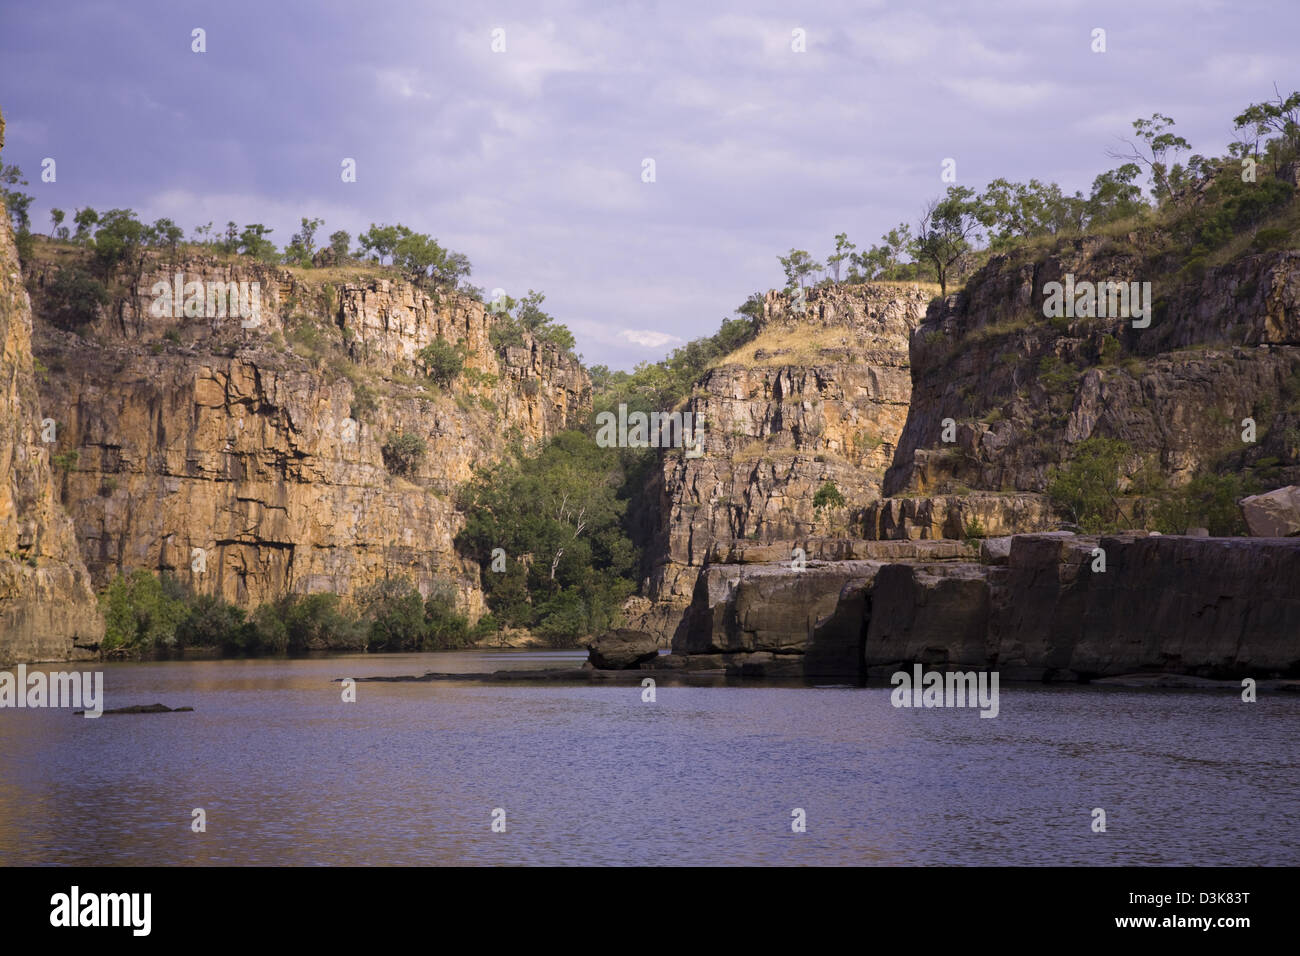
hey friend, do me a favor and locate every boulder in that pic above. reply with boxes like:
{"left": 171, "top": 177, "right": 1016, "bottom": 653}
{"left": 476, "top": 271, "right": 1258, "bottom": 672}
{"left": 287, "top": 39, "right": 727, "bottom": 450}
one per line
{"left": 587, "top": 629, "right": 659, "bottom": 669}
{"left": 1241, "top": 485, "right": 1300, "bottom": 537}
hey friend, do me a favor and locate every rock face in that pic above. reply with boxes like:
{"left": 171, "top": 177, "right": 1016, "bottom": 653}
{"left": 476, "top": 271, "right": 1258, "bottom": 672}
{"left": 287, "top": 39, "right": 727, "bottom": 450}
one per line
{"left": 883, "top": 243, "right": 1300, "bottom": 502}
{"left": 668, "top": 534, "right": 1300, "bottom": 682}
{"left": 586, "top": 629, "right": 659, "bottom": 669}
{"left": 0, "top": 160, "right": 104, "bottom": 663}
{"left": 23, "top": 248, "right": 589, "bottom": 619}
{"left": 634, "top": 283, "right": 930, "bottom": 642}
{"left": 1240, "top": 485, "right": 1300, "bottom": 537}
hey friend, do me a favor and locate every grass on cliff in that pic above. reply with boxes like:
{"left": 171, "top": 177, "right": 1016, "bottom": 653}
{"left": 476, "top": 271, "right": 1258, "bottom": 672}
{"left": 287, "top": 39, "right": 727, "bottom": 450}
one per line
{"left": 716, "top": 323, "right": 862, "bottom": 368}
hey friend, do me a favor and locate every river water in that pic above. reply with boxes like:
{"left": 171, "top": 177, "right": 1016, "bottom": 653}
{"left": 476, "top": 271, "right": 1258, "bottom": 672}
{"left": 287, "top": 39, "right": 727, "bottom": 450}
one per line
{"left": 1, "top": 650, "right": 1296, "bottom": 865}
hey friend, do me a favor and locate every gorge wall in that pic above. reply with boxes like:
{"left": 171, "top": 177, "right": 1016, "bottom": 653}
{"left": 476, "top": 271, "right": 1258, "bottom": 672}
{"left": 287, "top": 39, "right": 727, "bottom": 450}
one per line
{"left": 0, "top": 124, "right": 104, "bottom": 662}
{"left": 19, "top": 247, "right": 588, "bottom": 626}
{"left": 629, "top": 283, "right": 930, "bottom": 641}
{"left": 878, "top": 240, "right": 1300, "bottom": 536}
{"left": 639, "top": 227, "right": 1300, "bottom": 667}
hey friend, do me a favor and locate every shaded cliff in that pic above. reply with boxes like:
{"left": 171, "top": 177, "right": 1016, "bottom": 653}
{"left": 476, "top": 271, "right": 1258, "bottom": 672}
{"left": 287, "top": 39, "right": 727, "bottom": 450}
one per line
{"left": 877, "top": 239, "right": 1300, "bottom": 536}
{"left": 0, "top": 136, "right": 104, "bottom": 661}
{"left": 23, "top": 245, "right": 589, "bottom": 619}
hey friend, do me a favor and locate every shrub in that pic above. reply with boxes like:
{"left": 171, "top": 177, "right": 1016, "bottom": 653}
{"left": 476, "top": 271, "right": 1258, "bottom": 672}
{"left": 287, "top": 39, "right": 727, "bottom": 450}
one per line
{"left": 44, "top": 267, "right": 108, "bottom": 332}
{"left": 813, "top": 480, "right": 847, "bottom": 510}
{"left": 1153, "top": 473, "right": 1248, "bottom": 535}
{"left": 99, "top": 570, "right": 188, "bottom": 654}
{"left": 417, "top": 336, "right": 468, "bottom": 387}
{"left": 357, "top": 578, "right": 426, "bottom": 651}
{"left": 1047, "top": 437, "right": 1130, "bottom": 532}
{"left": 381, "top": 431, "right": 427, "bottom": 476}
{"left": 350, "top": 382, "right": 378, "bottom": 420}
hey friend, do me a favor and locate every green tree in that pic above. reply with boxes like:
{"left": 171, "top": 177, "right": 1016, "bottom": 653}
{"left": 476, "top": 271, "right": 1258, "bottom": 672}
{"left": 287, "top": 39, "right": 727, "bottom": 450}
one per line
{"left": 1110, "top": 113, "right": 1192, "bottom": 205}
{"left": 150, "top": 217, "right": 184, "bottom": 256}
{"left": 73, "top": 207, "right": 99, "bottom": 242}
{"left": 826, "top": 232, "right": 856, "bottom": 283}
{"left": 914, "top": 186, "right": 982, "bottom": 296}
{"left": 328, "top": 229, "right": 351, "bottom": 261}
{"left": 779, "top": 248, "right": 821, "bottom": 290}
{"left": 1086, "top": 163, "right": 1147, "bottom": 225}
{"left": 0, "top": 161, "right": 32, "bottom": 232}
{"left": 1047, "top": 437, "right": 1131, "bottom": 532}
{"left": 358, "top": 578, "right": 427, "bottom": 651}
{"left": 417, "top": 336, "right": 468, "bottom": 387}
{"left": 238, "top": 223, "right": 278, "bottom": 262}
{"left": 49, "top": 207, "right": 64, "bottom": 237}
{"left": 99, "top": 570, "right": 188, "bottom": 653}
{"left": 44, "top": 267, "right": 108, "bottom": 332}
{"left": 357, "top": 223, "right": 403, "bottom": 263}
{"left": 285, "top": 216, "right": 324, "bottom": 266}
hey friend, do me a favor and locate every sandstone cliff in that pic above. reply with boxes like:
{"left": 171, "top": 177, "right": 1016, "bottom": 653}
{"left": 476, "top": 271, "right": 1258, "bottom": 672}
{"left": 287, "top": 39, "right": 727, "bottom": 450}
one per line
{"left": 878, "top": 241, "right": 1300, "bottom": 536}
{"left": 630, "top": 283, "right": 930, "bottom": 641}
{"left": 22, "top": 247, "right": 589, "bottom": 621}
{"left": 0, "top": 130, "right": 104, "bottom": 662}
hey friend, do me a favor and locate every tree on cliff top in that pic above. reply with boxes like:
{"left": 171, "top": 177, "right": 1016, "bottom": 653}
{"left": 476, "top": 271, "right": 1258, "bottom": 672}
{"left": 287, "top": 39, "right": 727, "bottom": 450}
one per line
{"left": 913, "top": 186, "right": 982, "bottom": 297}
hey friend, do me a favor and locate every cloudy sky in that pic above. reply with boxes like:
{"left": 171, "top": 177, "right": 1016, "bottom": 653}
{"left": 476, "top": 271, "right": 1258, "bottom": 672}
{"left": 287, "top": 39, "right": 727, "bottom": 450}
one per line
{"left": 1, "top": 0, "right": 1296, "bottom": 368}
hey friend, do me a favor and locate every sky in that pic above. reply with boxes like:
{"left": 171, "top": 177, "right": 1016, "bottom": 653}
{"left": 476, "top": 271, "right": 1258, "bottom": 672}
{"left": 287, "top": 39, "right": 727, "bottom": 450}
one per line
{"left": 1, "top": 0, "right": 1297, "bottom": 369}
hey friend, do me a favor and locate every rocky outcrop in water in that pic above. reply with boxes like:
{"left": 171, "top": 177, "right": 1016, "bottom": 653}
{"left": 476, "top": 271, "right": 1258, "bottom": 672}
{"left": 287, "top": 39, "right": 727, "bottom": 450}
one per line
{"left": 655, "top": 533, "right": 1300, "bottom": 682}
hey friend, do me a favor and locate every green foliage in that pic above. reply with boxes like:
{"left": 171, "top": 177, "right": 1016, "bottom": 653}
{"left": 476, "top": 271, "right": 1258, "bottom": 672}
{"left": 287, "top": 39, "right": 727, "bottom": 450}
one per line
{"left": 350, "top": 382, "right": 378, "bottom": 421}
{"left": 92, "top": 208, "right": 147, "bottom": 276}
{"left": 812, "top": 480, "right": 846, "bottom": 510}
{"left": 977, "top": 178, "right": 1086, "bottom": 247}
{"left": 51, "top": 449, "right": 79, "bottom": 472}
{"left": 488, "top": 290, "right": 576, "bottom": 354}
{"left": 357, "top": 223, "right": 473, "bottom": 288}
{"left": 237, "top": 223, "right": 278, "bottom": 262}
{"left": 456, "top": 430, "right": 638, "bottom": 644}
{"left": 848, "top": 223, "right": 916, "bottom": 281}
{"left": 353, "top": 578, "right": 471, "bottom": 651}
{"left": 1037, "top": 355, "right": 1078, "bottom": 395}
{"left": 44, "top": 267, "right": 108, "bottom": 332}
{"left": 963, "top": 515, "right": 988, "bottom": 546}
{"left": 1152, "top": 473, "right": 1249, "bottom": 536}
{"left": 284, "top": 216, "right": 324, "bottom": 266}
{"left": 328, "top": 230, "right": 351, "bottom": 261}
{"left": 98, "top": 570, "right": 467, "bottom": 656}
{"left": 417, "top": 336, "right": 468, "bottom": 387}
{"left": 778, "top": 248, "right": 822, "bottom": 290}
{"left": 914, "top": 185, "right": 982, "bottom": 295}
{"left": 99, "top": 570, "right": 189, "bottom": 653}
{"left": 381, "top": 431, "right": 427, "bottom": 476}
{"left": 1047, "top": 437, "right": 1131, "bottom": 532}
{"left": 356, "top": 578, "right": 426, "bottom": 651}
{"left": 0, "top": 161, "right": 32, "bottom": 233}
{"left": 1098, "top": 334, "right": 1121, "bottom": 365}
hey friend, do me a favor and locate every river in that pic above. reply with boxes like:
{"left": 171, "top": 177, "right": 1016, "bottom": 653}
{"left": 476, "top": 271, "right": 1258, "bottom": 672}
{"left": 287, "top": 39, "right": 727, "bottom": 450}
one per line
{"left": 1, "top": 650, "right": 1296, "bottom": 865}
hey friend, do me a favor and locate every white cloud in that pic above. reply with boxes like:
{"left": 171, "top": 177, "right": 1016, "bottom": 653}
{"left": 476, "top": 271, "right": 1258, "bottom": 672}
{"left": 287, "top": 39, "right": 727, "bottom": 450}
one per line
{"left": 620, "top": 329, "right": 683, "bottom": 349}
